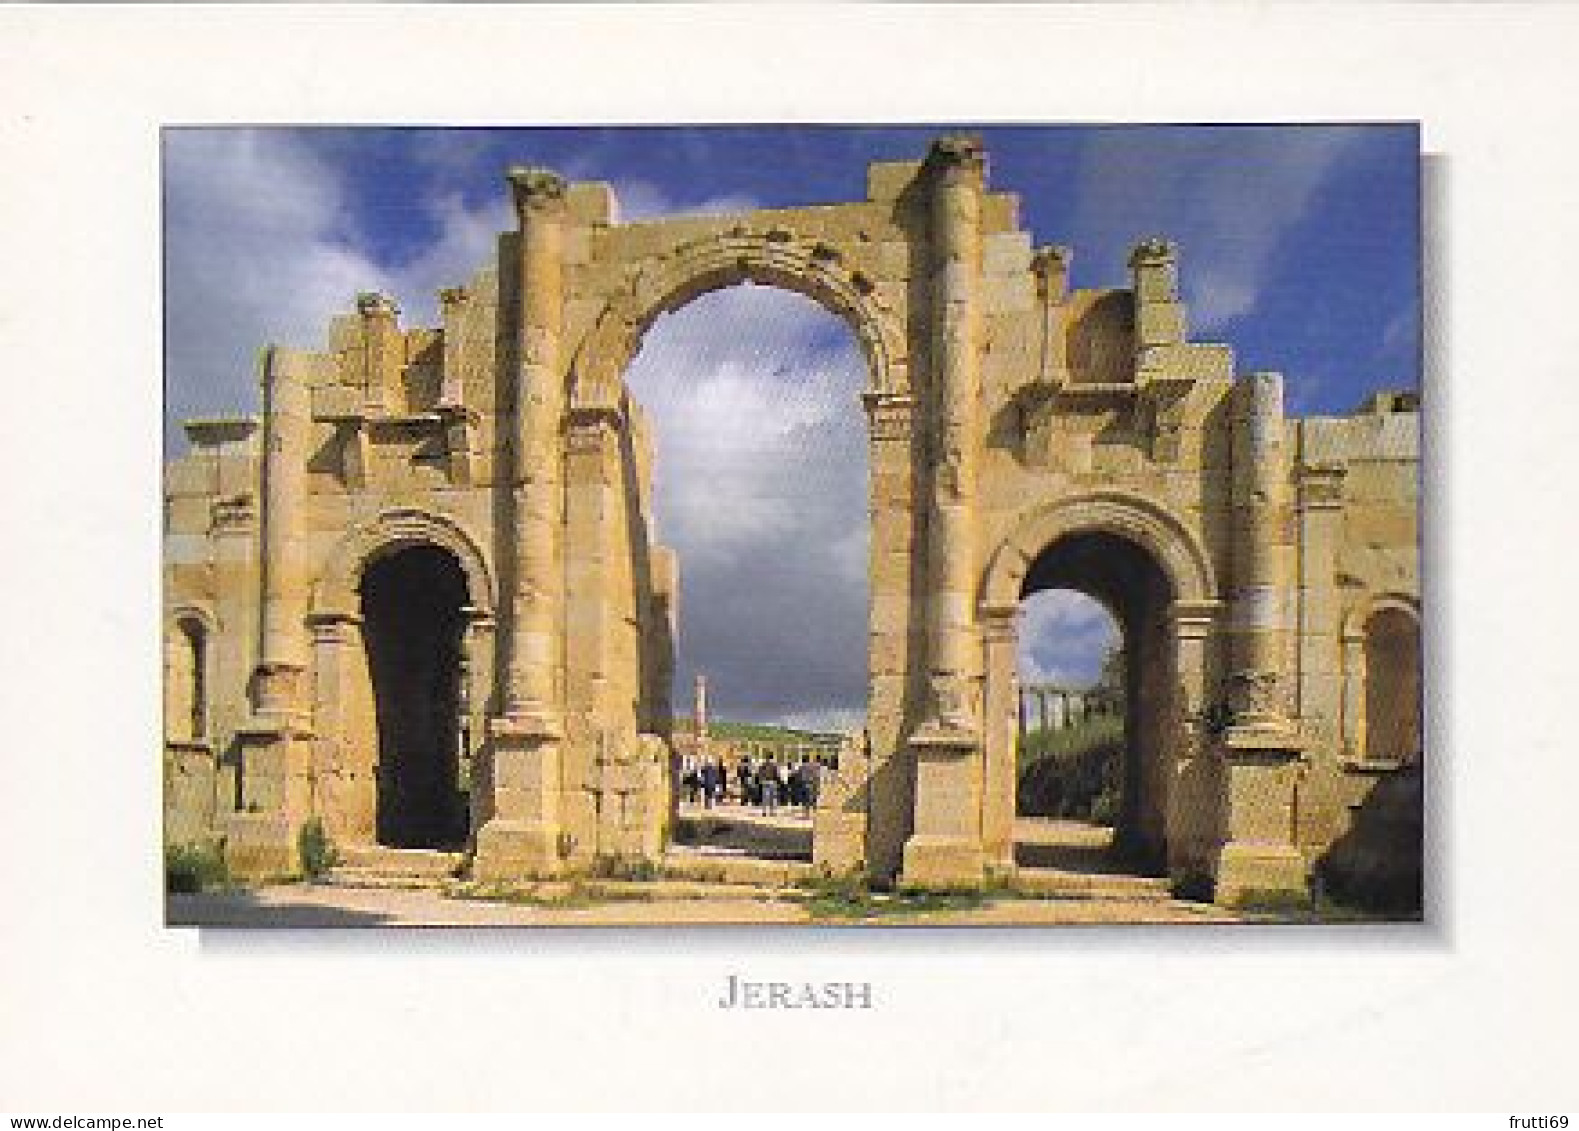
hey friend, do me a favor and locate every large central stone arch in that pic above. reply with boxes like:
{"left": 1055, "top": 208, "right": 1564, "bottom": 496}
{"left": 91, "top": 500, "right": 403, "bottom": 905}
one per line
{"left": 568, "top": 227, "right": 909, "bottom": 413}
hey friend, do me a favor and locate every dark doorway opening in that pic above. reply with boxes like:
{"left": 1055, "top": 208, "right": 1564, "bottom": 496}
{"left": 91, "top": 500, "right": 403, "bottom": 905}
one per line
{"left": 360, "top": 544, "right": 469, "bottom": 850}
{"left": 1015, "top": 530, "right": 1175, "bottom": 876}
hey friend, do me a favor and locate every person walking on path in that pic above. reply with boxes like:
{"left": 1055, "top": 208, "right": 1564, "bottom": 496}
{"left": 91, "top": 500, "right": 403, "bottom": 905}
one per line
{"left": 759, "top": 756, "right": 781, "bottom": 816}
{"left": 799, "top": 756, "right": 820, "bottom": 817}
{"left": 699, "top": 758, "right": 718, "bottom": 809}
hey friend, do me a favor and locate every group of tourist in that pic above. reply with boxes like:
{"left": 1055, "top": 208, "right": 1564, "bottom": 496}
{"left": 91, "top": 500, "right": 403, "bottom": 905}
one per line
{"left": 679, "top": 753, "right": 824, "bottom": 816}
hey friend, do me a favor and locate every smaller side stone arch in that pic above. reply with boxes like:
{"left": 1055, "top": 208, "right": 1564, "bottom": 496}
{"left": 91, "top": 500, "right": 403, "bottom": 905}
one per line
{"left": 164, "top": 603, "right": 219, "bottom": 746}
{"left": 980, "top": 490, "right": 1217, "bottom": 614}
{"left": 1338, "top": 590, "right": 1423, "bottom": 766}
{"left": 311, "top": 508, "right": 497, "bottom": 620}
{"left": 1341, "top": 591, "right": 1421, "bottom": 643}
{"left": 167, "top": 601, "right": 219, "bottom": 637}
{"left": 569, "top": 227, "right": 908, "bottom": 413}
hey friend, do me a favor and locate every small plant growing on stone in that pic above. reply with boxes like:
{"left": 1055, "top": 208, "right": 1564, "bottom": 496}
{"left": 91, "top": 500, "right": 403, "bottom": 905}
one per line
{"left": 164, "top": 841, "right": 228, "bottom": 894}
{"left": 590, "top": 854, "right": 659, "bottom": 882}
{"left": 297, "top": 817, "right": 340, "bottom": 881}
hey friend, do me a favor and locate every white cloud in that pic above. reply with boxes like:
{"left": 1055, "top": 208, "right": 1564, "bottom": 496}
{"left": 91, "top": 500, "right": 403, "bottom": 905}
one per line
{"left": 625, "top": 285, "right": 871, "bottom": 726}
{"left": 164, "top": 131, "right": 869, "bottom": 727}
{"left": 1071, "top": 128, "right": 1368, "bottom": 332}
{"left": 1017, "top": 589, "right": 1118, "bottom": 687}
{"left": 164, "top": 134, "right": 769, "bottom": 452}
{"left": 164, "top": 129, "right": 395, "bottom": 444}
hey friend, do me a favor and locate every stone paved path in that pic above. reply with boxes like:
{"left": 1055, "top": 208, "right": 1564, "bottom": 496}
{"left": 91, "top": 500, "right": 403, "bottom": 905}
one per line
{"left": 167, "top": 883, "right": 1241, "bottom": 927}
{"left": 166, "top": 815, "right": 1249, "bottom": 927}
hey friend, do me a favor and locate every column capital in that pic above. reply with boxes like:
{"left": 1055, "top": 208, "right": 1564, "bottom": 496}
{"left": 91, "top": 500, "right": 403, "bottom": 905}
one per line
{"left": 1031, "top": 244, "right": 1072, "bottom": 301}
{"left": 507, "top": 166, "right": 569, "bottom": 221}
{"left": 356, "top": 291, "right": 400, "bottom": 319}
{"left": 1128, "top": 236, "right": 1177, "bottom": 269}
{"left": 861, "top": 391, "right": 915, "bottom": 442}
{"left": 980, "top": 604, "right": 1018, "bottom": 643}
{"left": 926, "top": 134, "right": 987, "bottom": 183}
{"left": 306, "top": 610, "right": 361, "bottom": 644}
{"left": 1168, "top": 598, "right": 1223, "bottom": 638}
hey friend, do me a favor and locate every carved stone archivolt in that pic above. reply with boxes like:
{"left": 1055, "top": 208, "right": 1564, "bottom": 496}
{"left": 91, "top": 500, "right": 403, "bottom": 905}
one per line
{"left": 569, "top": 228, "right": 908, "bottom": 414}
{"left": 980, "top": 490, "right": 1217, "bottom": 612}
{"left": 311, "top": 508, "right": 496, "bottom": 620}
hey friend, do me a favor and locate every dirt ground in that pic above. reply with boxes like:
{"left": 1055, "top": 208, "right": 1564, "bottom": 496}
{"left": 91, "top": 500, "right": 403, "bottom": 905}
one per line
{"left": 166, "top": 881, "right": 1243, "bottom": 928}
{"left": 167, "top": 813, "right": 1251, "bottom": 928}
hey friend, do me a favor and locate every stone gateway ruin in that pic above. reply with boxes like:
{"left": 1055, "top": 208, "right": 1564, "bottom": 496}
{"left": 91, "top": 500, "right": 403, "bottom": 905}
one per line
{"left": 163, "top": 136, "right": 1422, "bottom": 907}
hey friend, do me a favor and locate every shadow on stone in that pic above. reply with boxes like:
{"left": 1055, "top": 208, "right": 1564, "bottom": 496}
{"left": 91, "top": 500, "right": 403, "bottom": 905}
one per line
{"left": 166, "top": 888, "right": 400, "bottom": 928}
{"left": 673, "top": 808, "right": 813, "bottom": 862}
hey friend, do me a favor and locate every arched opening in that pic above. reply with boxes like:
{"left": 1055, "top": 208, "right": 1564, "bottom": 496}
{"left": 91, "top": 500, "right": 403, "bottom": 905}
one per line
{"left": 169, "top": 615, "right": 209, "bottom": 742}
{"left": 1014, "top": 589, "right": 1124, "bottom": 820}
{"left": 180, "top": 618, "right": 208, "bottom": 741}
{"left": 1365, "top": 607, "right": 1422, "bottom": 764}
{"left": 1013, "top": 530, "right": 1175, "bottom": 875}
{"left": 359, "top": 543, "right": 470, "bottom": 850}
{"left": 622, "top": 281, "right": 870, "bottom": 862}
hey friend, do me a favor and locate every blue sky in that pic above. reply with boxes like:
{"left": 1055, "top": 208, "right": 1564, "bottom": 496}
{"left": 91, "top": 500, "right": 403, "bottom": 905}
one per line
{"left": 163, "top": 125, "right": 1419, "bottom": 727}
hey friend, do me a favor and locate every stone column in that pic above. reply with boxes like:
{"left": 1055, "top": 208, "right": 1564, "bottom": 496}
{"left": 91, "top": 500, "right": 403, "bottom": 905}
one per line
{"left": 437, "top": 286, "right": 470, "bottom": 409}
{"left": 1295, "top": 464, "right": 1347, "bottom": 731}
{"left": 1164, "top": 599, "right": 1221, "bottom": 878}
{"left": 1340, "top": 628, "right": 1367, "bottom": 762}
{"left": 438, "top": 287, "right": 479, "bottom": 486}
{"left": 358, "top": 292, "right": 401, "bottom": 413}
{"left": 565, "top": 407, "right": 622, "bottom": 836}
{"left": 920, "top": 133, "right": 985, "bottom": 738}
{"left": 903, "top": 135, "right": 989, "bottom": 887}
{"left": 461, "top": 608, "right": 494, "bottom": 837}
{"left": 1216, "top": 371, "right": 1308, "bottom": 906}
{"left": 855, "top": 390, "right": 917, "bottom": 879}
{"left": 694, "top": 673, "right": 710, "bottom": 755}
{"left": 475, "top": 166, "right": 570, "bottom": 881}
{"left": 255, "top": 347, "right": 312, "bottom": 712}
{"left": 228, "top": 346, "right": 316, "bottom": 878}
{"left": 306, "top": 610, "right": 360, "bottom": 842}
{"left": 1129, "top": 238, "right": 1186, "bottom": 351}
{"left": 979, "top": 607, "right": 1020, "bottom": 874}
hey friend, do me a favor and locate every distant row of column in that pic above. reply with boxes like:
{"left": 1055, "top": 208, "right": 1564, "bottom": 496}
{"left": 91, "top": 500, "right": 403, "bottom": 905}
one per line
{"left": 1016, "top": 686, "right": 1117, "bottom": 734}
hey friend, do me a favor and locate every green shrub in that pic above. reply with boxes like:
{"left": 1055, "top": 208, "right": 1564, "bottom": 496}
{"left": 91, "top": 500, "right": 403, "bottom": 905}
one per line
{"left": 590, "top": 854, "right": 660, "bottom": 882}
{"left": 794, "top": 872, "right": 989, "bottom": 920}
{"left": 1017, "top": 717, "right": 1125, "bottom": 821}
{"left": 297, "top": 818, "right": 340, "bottom": 880}
{"left": 164, "top": 841, "right": 228, "bottom": 894}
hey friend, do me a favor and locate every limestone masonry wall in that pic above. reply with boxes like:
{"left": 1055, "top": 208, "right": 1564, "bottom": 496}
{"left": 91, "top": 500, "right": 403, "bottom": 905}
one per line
{"left": 164, "top": 136, "right": 1421, "bottom": 907}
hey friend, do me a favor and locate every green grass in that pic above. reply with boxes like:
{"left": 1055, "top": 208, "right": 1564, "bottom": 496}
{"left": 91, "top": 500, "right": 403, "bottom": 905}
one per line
{"left": 296, "top": 817, "right": 340, "bottom": 880}
{"left": 447, "top": 880, "right": 657, "bottom": 909}
{"left": 1016, "top": 715, "right": 1125, "bottom": 821}
{"left": 1017, "top": 714, "right": 1124, "bottom": 774}
{"left": 791, "top": 873, "right": 994, "bottom": 920}
{"left": 676, "top": 717, "right": 843, "bottom": 747}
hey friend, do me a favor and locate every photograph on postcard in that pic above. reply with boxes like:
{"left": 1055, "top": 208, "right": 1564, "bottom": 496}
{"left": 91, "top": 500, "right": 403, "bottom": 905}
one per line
{"left": 161, "top": 125, "right": 1422, "bottom": 927}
